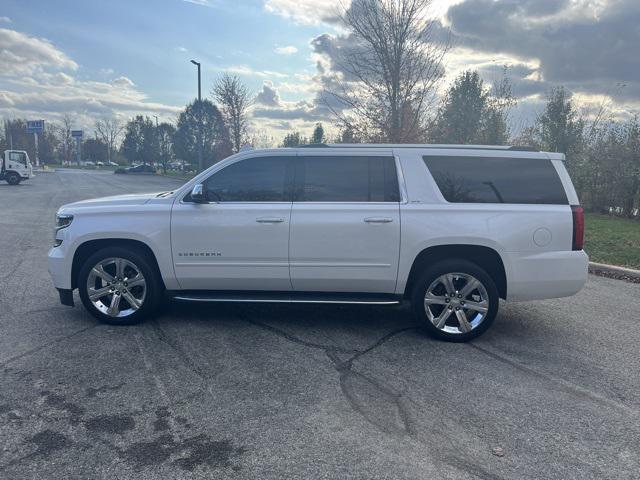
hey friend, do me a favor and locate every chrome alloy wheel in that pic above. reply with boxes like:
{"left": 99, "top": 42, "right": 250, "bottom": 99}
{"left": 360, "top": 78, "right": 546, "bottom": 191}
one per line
{"left": 86, "top": 257, "right": 146, "bottom": 318}
{"left": 423, "top": 272, "right": 490, "bottom": 334}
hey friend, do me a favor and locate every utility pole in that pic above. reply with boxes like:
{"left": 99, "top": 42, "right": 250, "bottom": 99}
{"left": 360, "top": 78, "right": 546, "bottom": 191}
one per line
{"left": 153, "top": 115, "right": 161, "bottom": 172}
{"left": 190, "top": 59, "right": 203, "bottom": 172}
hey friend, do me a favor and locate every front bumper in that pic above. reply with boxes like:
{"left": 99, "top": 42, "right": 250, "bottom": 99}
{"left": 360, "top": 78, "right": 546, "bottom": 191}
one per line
{"left": 48, "top": 243, "right": 73, "bottom": 290}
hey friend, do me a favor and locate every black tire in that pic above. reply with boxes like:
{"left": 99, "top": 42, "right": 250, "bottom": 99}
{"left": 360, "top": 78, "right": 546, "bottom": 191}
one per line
{"left": 6, "top": 172, "right": 21, "bottom": 185}
{"left": 78, "top": 246, "right": 162, "bottom": 325}
{"left": 411, "top": 259, "right": 499, "bottom": 342}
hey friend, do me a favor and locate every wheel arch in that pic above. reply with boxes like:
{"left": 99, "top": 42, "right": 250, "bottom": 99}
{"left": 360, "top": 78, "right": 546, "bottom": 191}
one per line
{"left": 403, "top": 244, "right": 507, "bottom": 300}
{"left": 71, "top": 238, "right": 165, "bottom": 290}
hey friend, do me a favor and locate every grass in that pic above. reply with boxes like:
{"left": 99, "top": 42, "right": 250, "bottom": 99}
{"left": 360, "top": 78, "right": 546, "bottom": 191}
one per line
{"left": 585, "top": 213, "right": 640, "bottom": 269}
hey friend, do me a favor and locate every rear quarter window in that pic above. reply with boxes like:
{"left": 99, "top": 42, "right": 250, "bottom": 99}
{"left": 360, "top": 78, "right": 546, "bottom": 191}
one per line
{"left": 423, "top": 155, "right": 568, "bottom": 205}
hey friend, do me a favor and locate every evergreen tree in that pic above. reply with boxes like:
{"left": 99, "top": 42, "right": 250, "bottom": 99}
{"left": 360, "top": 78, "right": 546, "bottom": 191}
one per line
{"left": 536, "top": 87, "right": 584, "bottom": 156}
{"left": 173, "top": 99, "right": 231, "bottom": 169}
{"left": 121, "top": 115, "right": 157, "bottom": 165}
{"left": 311, "top": 123, "right": 325, "bottom": 144}
{"left": 431, "top": 71, "right": 488, "bottom": 144}
{"left": 281, "top": 131, "right": 307, "bottom": 147}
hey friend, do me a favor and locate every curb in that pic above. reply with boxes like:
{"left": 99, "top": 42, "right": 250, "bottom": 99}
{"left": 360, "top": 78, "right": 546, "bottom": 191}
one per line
{"left": 589, "top": 262, "right": 640, "bottom": 283}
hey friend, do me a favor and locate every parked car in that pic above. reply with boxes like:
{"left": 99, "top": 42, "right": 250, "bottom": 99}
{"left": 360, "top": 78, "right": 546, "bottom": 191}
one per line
{"left": 113, "top": 164, "right": 156, "bottom": 174}
{"left": 49, "top": 144, "right": 588, "bottom": 342}
{"left": 107, "top": 161, "right": 119, "bottom": 167}
{"left": 96, "top": 161, "right": 104, "bottom": 166}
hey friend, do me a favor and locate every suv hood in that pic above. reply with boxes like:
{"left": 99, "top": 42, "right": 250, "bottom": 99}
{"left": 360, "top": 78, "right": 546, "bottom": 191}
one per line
{"left": 60, "top": 192, "right": 162, "bottom": 210}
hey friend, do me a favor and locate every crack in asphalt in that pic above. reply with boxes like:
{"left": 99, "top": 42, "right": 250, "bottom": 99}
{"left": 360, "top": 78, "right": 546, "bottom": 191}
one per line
{"left": 241, "top": 316, "right": 362, "bottom": 355}
{"left": 469, "top": 343, "right": 639, "bottom": 417}
{"left": 0, "top": 325, "right": 98, "bottom": 368}
{"left": 240, "top": 315, "right": 418, "bottom": 435}
{"left": 150, "top": 319, "right": 209, "bottom": 380}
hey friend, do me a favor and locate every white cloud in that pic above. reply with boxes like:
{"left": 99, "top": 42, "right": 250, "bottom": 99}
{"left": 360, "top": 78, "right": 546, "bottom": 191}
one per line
{"left": 264, "top": 0, "right": 346, "bottom": 25}
{"left": 255, "top": 81, "right": 282, "bottom": 106}
{"left": 0, "top": 28, "right": 78, "bottom": 75}
{"left": 111, "top": 76, "right": 136, "bottom": 88}
{"left": 274, "top": 45, "right": 298, "bottom": 55}
{"left": 175, "top": 46, "right": 188, "bottom": 52}
{"left": 0, "top": 16, "right": 11, "bottom": 23}
{"left": 0, "top": 27, "right": 181, "bottom": 130}
{"left": 182, "top": 0, "right": 215, "bottom": 7}
{"left": 226, "top": 64, "right": 288, "bottom": 79}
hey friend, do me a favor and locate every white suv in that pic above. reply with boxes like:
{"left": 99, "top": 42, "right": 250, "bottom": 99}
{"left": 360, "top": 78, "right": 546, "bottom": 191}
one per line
{"left": 48, "top": 145, "right": 588, "bottom": 341}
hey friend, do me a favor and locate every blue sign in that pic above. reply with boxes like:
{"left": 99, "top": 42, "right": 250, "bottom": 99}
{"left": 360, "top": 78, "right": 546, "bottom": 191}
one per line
{"left": 26, "top": 120, "right": 45, "bottom": 133}
{"left": 71, "top": 130, "right": 83, "bottom": 138}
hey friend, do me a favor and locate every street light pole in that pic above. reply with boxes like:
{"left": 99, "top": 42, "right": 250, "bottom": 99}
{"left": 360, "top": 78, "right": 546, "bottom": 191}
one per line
{"left": 190, "top": 59, "right": 203, "bottom": 172}
{"left": 153, "top": 115, "right": 160, "bottom": 172}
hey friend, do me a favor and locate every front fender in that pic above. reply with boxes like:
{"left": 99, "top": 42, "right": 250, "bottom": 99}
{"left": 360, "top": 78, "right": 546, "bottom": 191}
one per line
{"left": 50, "top": 207, "right": 178, "bottom": 290}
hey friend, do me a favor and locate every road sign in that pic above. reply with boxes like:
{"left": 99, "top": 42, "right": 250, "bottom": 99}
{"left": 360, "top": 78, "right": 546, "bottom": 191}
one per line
{"left": 71, "top": 130, "right": 83, "bottom": 138}
{"left": 26, "top": 120, "right": 45, "bottom": 133}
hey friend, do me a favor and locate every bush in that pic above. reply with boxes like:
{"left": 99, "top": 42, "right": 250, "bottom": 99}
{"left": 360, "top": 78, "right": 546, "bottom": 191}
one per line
{"left": 114, "top": 168, "right": 127, "bottom": 174}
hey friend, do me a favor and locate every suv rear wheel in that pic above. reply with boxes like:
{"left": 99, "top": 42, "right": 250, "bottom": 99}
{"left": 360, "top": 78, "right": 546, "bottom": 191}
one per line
{"left": 78, "top": 246, "right": 162, "bottom": 325}
{"left": 411, "top": 259, "right": 499, "bottom": 342}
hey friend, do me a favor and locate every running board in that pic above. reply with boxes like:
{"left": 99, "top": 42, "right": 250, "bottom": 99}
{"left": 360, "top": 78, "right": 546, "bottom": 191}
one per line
{"left": 169, "top": 290, "right": 402, "bottom": 305}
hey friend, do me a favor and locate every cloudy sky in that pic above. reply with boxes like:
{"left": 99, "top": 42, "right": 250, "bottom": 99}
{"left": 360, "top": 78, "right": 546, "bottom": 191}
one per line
{"left": 1, "top": 0, "right": 638, "bottom": 140}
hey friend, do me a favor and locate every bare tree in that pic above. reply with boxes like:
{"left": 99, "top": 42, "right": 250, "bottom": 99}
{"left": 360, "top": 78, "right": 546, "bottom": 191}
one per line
{"left": 95, "top": 118, "right": 124, "bottom": 163}
{"left": 324, "top": 0, "right": 449, "bottom": 143}
{"left": 212, "top": 74, "right": 252, "bottom": 153}
{"left": 54, "top": 114, "right": 75, "bottom": 165}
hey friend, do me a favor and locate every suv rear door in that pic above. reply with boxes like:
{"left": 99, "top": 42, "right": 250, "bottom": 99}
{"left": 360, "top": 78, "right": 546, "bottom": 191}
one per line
{"left": 289, "top": 149, "right": 401, "bottom": 293}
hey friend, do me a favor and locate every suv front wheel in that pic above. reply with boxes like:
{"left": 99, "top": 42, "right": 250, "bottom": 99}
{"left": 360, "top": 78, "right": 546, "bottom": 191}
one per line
{"left": 78, "top": 246, "right": 162, "bottom": 325}
{"left": 411, "top": 259, "right": 499, "bottom": 342}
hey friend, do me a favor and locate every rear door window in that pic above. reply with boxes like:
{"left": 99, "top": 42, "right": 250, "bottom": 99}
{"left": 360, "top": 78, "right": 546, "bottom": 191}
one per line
{"left": 296, "top": 156, "right": 400, "bottom": 202}
{"left": 423, "top": 155, "right": 568, "bottom": 204}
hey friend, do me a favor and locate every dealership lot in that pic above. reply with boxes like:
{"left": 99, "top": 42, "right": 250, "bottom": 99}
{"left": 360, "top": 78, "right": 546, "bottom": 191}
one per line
{"left": 0, "top": 170, "right": 638, "bottom": 479}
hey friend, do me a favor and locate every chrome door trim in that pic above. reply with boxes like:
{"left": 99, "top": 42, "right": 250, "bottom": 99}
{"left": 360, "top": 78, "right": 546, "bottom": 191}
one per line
{"left": 394, "top": 153, "right": 409, "bottom": 204}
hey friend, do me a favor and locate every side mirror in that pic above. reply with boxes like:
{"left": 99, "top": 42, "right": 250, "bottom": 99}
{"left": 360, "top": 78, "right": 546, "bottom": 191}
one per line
{"left": 190, "top": 183, "right": 207, "bottom": 203}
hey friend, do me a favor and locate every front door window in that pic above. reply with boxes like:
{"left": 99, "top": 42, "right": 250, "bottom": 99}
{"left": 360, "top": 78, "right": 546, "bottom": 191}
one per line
{"left": 200, "top": 156, "right": 290, "bottom": 202}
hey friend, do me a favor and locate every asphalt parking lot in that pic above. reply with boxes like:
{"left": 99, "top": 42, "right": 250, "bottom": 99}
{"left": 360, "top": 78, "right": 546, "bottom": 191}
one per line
{"left": 0, "top": 169, "right": 638, "bottom": 479}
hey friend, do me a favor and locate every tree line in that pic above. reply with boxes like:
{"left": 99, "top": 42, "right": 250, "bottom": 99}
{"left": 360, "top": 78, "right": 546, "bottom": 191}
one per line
{"left": 0, "top": 73, "right": 252, "bottom": 172}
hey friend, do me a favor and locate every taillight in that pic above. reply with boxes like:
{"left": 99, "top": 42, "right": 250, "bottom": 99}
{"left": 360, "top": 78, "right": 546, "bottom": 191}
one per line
{"left": 571, "top": 205, "right": 584, "bottom": 251}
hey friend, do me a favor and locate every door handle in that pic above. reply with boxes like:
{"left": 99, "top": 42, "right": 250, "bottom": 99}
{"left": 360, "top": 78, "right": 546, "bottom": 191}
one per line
{"left": 256, "top": 217, "right": 285, "bottom": 223}
{"left": 364, "top": 217, "right": 393, "bottom": 224}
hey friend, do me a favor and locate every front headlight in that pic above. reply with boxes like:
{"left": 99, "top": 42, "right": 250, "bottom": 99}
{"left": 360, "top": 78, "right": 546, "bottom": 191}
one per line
{"left": 55, "top": 213, "right": 74, "bottom": 230}
{"left": 54, "top": 213, "right": 73, "bottom": 246}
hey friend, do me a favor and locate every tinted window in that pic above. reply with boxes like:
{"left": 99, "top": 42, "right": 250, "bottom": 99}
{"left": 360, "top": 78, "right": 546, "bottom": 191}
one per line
{"left": 297, "top": 156, "right": 400, "bottom": 202}
{"left": 423, "top": 156, "right": 568, "bottom": 204}
{"left": 203, "top": 156, "right": 289, "bottom": 202}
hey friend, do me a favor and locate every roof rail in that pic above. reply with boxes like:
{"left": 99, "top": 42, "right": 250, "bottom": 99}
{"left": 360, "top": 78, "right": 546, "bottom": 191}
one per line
{"left": 315, "top": 143, "right": 539, "bottom": 152}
